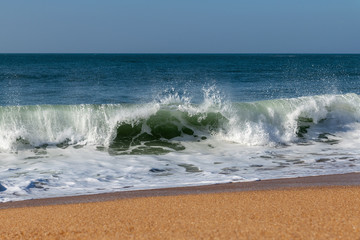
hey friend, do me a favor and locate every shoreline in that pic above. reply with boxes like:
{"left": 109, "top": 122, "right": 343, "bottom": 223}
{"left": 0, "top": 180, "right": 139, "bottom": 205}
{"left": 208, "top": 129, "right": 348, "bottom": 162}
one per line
{"left": 2, "top": 172, "right": 360, "bottom": 209}
{"left": 1, "top": 172, "right": 360, "bottom": 239}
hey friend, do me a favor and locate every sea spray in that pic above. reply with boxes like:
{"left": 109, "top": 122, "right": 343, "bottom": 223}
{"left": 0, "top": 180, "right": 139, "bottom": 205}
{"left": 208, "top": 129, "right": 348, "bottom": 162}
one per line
{"left": 0, "top": 103, "right": 160, "bottom": 152}
{"left": 217, "top": 93, "right": 360, "bottom": 145}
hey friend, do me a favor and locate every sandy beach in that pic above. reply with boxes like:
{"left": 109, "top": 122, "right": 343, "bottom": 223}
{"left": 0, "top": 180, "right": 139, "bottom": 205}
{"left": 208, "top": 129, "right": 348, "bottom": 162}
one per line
{"left": 1, "top": 0, "right": 360, "bottom": 238}
{"left": 1, "top": 173, "right": 360, "bottom": 239}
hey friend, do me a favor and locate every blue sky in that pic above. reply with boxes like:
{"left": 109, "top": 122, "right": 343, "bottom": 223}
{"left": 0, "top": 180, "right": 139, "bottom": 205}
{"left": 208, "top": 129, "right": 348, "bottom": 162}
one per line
{"left": 0, "top": 0, "right": 359, "bottom": 53}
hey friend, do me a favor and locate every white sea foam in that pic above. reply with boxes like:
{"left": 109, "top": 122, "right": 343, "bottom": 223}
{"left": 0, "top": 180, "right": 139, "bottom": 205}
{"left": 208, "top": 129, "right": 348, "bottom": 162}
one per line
{"left": 1, "top": 92, "right": 360, "bottom": 202}
{"left": 0, "top": 103, "right": 161, "bottom": 151}
{"left": 217, "top": 93, "right": 360, "bottom": 145}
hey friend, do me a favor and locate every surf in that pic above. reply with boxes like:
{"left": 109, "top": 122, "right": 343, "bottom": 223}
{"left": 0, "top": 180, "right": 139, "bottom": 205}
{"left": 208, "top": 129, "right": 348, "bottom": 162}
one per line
{"left": 1, "top": 92, "right": 360, "bottom": 154}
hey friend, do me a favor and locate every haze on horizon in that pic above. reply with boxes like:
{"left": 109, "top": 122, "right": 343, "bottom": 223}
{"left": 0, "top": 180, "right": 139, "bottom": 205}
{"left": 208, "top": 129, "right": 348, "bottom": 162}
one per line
{"left": 0, "top": 0, "right": 359, "bottom": 54}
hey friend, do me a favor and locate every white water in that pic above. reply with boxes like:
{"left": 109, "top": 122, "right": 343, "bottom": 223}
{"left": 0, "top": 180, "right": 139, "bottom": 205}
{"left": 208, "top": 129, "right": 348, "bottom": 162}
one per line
{"left": 1, "top": 93, "right": 360, "bottom": 202}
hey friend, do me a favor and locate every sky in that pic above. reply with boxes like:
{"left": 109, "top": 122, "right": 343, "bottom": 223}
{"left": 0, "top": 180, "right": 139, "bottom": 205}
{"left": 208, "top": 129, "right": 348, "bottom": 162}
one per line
{"left": 0, "top": 0, "right": 359, "bottom": 53}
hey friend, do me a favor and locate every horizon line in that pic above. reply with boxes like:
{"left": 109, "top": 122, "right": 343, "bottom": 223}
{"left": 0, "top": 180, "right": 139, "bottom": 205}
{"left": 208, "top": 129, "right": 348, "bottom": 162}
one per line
{"left": 0, "top": 52, "right": 359, "bottom": 55}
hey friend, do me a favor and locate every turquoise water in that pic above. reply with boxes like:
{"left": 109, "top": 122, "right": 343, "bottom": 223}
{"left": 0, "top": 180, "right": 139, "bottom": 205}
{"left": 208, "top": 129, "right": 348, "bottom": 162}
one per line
{"left": 0, "top": 54, "right": 360, "bottom": 202}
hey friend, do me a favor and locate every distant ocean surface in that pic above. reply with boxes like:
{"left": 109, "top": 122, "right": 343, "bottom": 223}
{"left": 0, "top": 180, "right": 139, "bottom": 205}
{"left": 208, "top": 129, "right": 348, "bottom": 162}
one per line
{"left": 1, "top": 54, "right": 360, "bottom": 202}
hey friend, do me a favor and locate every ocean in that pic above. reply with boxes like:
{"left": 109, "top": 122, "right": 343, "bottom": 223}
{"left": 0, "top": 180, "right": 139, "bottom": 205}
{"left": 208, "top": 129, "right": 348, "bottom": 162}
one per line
{"left": 1, "top": 54, "right": 360, "bottom": 202}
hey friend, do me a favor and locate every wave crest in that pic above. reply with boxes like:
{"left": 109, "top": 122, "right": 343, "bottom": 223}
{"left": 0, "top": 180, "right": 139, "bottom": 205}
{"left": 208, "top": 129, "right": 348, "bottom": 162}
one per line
{"left": 0, "top": 93, "right": 359, "bottom": 153}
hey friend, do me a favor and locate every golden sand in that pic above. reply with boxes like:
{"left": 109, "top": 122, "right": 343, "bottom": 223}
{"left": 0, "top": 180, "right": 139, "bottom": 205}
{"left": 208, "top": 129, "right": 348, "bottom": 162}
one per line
{"left": 1, "top": 186, "right": 360, "bottom": 239}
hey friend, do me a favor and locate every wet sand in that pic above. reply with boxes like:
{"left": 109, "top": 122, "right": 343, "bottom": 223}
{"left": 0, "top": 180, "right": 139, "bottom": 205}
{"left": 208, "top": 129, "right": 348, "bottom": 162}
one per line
{"left": 1, "top": 173, "right": 360, "bottom": 239}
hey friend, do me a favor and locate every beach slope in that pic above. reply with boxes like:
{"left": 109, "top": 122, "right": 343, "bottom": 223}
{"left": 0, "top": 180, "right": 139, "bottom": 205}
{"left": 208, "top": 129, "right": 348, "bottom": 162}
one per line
{"left": 1, "top": 173, "right": 360, "bottom": 239}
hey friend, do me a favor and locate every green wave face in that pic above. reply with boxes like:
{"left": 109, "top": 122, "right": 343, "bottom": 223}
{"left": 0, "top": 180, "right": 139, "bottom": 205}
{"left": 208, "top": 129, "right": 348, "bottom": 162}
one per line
{"left": 109, "top": 110, "right": 228, "bottom": 155}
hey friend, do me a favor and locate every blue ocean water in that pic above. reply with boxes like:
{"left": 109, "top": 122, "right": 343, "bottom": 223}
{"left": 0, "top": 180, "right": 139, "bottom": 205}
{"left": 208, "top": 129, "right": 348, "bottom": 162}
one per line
{"left": 1, "top": 54, "right": 359, "bottom": 105}
{"left": 0, "top": 54, "right": 360, "bottom": 202}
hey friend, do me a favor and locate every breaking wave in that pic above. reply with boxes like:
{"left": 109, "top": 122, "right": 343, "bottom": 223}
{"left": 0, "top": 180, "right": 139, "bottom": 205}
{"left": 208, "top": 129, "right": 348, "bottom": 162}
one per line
{"left": 1, "top": 92, "right": 360, "bottom": 154}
